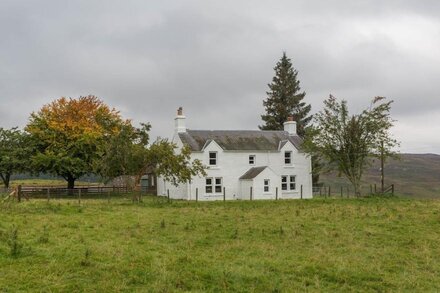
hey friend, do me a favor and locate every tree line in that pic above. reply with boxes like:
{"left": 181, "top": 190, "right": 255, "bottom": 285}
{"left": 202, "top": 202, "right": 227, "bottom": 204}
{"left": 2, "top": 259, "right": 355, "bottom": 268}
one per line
{"left": 260, "top": 52, "right": 398, "bottom": 196}
{"left": 0, "top": 96, "right": 205, "bottom": 189}
{"left": 1, "top": 53, "right": 398, "bottom": 195}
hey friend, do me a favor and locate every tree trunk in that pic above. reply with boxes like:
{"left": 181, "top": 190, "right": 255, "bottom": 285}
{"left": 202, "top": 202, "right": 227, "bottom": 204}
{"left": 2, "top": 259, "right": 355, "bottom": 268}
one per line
{"left": 348, "top": 175, "right": 361, "bottom": 197}
{"left": 354, "top": 179, "right": 362, "bottom": 197}
{"left": 5, "top": 173, "right": 10, "bottom": 189}
{"left": 0, "top": 173, "right": 11, "bottom": 189}
{"left": 67, "top": 175, "right": 76, "bottom": 190}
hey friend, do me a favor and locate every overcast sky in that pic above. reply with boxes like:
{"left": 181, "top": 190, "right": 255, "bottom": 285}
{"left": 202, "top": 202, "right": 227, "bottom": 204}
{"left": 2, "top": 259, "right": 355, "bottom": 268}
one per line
{"left": 1, "top": 0, "right": 439, "bottom": 154}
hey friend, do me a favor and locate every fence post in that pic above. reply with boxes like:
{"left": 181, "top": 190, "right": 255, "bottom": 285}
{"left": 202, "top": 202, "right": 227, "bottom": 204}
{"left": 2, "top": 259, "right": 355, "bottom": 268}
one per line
{"left": 107, "top": 191, "right": 110, "bottom": 203}
{"left": 340, "top": 186, "right": 343, "bottom": 197}
{"left": 17, "top": 185, "right": 22, "bottom": 202}
{"left": 300, "top": 185, "right": 303, "bottom": 199}
{"left": 223, "top": 187, "right": 226, "bottom": 202}
{"left": 167, "top": 189, "right": 170, "bottom": 203}
{"left": 250, "top": 186, "right": 253, "bottom": 201}
{"left": 276, "top": 187, "right": 278, "bottom": 200}
{"left": 324, "top": 186, "right": 327, "bottom": 199}
{"left": 319, "top": 187, "right": 322, "bottom": 197}
{"left": 374, "top": 184, "right": 377, "bottom": 193}
{"left": 196, "top": 188, "right": 198, "bottom": 202}
{"left": 47, "top": 188, "right": 50, "bottom": 203}
{"left": 328, "top": 186, "right": 331, "bottom": 197}
{"left": 391, "top": 184, "right": 394, "bottom": 195}
{"left": 78, "top": 188, "right": 81, "bottom": 205}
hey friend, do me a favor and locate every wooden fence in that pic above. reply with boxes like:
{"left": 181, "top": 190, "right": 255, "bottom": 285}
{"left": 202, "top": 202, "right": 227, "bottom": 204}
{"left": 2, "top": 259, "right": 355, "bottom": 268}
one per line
{"left": 25, "top": 186, "right": 130, "bottom": 198}
{"left": 1, "top": 185, "right": 133, "bottom": 202}
{"left": 313, "top": 184, "right": 394, "bottom": 198}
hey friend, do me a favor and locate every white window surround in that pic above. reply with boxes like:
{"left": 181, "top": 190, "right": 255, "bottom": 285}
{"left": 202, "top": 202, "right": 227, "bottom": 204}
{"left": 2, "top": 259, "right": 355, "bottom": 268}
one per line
{"left": 264, "top": 179, "right": 270, "bottom": 193}
{"left": 281, "top": 175, "right": 296, "bottom": 191}
{"left": 205, "top": 177, "right": 223, "bottom": 194}
{"left": 284, "top": 151, "right": 292, "bottom": 165}
{"left": 249, "top": 155, "right": 256, "bottom": 165}
{"left": 209, "top": 151, "right": 217, "bottom": 166}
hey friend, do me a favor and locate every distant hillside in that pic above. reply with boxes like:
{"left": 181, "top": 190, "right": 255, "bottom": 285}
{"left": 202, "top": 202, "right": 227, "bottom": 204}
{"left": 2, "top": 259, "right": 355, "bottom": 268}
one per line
{"left": 320, "top": 153, "right": 440, "bottom": 198}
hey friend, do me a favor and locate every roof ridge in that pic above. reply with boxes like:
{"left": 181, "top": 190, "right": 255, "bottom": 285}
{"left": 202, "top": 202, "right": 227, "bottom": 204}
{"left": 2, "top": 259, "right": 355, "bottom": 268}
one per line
{"left": 187, "top": 129, "right": 286, "bottom": 132}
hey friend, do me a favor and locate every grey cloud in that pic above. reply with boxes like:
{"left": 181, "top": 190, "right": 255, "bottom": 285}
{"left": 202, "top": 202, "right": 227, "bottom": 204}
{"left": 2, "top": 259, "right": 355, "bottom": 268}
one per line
{"left": 0, "top": 0, "right": 439, "bottom": 153}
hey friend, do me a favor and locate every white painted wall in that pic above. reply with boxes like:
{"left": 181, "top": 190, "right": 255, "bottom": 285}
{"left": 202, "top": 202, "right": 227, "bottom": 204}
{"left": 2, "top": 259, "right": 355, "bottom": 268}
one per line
{"left": 250, "top": 167, "right": 281, "bottom": 200}
{"left": 157, "top": 134, "right": 313, "bottom": 201}
{"left": 240, "top": 180, "right": 252, "bottom": 200}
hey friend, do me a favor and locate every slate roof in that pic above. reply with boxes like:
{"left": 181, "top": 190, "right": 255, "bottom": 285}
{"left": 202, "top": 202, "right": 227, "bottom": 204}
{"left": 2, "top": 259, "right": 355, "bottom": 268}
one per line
{"left": 239, "top": 166, "right": 267, "bottom": 180}
{"left": 178, "top": 130, "right": 303, "bottom": 151}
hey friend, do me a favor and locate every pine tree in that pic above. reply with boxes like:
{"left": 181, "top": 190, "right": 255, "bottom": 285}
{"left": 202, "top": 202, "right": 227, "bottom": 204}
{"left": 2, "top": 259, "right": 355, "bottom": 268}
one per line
{"left": 259, "top": 52, "right": 312, "bottom": 137}
{"left": 260, "top": 52, "right": 320, "bottom": 185}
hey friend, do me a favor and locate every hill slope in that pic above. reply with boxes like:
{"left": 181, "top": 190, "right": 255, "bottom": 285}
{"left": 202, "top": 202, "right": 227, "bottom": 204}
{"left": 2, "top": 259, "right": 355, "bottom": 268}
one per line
{"left": 320, "top": 153, "right": 440, "bottom": 198}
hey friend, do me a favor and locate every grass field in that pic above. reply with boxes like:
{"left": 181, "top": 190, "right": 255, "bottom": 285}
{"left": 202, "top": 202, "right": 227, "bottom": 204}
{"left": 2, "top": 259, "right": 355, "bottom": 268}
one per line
{"left": 1, "top": 196, "right": 440, "bottom": 292}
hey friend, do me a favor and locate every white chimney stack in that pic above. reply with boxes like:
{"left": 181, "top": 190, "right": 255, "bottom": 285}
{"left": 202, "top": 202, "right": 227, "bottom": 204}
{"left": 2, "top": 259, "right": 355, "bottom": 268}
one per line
{"left": 175, "top": 107, "right": 186, "bottom": 133}
{"left": 283, "top": 116, "right": 297, "bottom": 135}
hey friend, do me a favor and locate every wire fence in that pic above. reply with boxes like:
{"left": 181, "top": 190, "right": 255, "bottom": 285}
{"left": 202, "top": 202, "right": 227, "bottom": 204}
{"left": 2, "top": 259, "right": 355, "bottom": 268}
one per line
{"left": 313, "top": 183, "right": 394, "bottom": 198}
{"left": 1, "top": 182, "right": 395, "bottom": 204}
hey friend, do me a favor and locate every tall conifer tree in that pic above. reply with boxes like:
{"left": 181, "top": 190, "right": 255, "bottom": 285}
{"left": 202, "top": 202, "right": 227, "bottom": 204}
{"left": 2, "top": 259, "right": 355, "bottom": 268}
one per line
{"left": 260, "top": 53, "right": 320, "bottom": 184}
{"left": 259, "top": 52, "right": 312, "bottom": 137}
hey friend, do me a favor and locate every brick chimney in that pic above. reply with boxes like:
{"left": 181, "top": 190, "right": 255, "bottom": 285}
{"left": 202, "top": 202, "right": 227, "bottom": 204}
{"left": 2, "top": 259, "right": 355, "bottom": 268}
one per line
{"left": 283, "top": 116, "right": 297, "bottom": 135}
{"left": 175, "top": 107, "right": 186, "bottom": 133}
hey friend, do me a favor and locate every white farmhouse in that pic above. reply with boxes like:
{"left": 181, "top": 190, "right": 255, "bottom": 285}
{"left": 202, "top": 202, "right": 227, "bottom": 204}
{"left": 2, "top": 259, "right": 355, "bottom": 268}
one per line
{"left": 157, "top": 108, "right": 313, "bottom": 200}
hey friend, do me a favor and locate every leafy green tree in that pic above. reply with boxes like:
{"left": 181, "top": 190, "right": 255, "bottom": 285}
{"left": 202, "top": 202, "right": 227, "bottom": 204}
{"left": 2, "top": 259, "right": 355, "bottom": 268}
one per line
{"left": 26, "top": 96, "right": 127, "bottom": 189}
{"left": 0, "top": 127, "right": 33, "bottom": 188}
{"left": 97, "top": 122, "right": 151, "bottom": 180}
{"left": 260, "top": 52, "right": 312, "bottom": 137}
{"left": 144, "top": 139, "right": 206, "bottom": 186}
{"left": 98, "top": 123, "right": 206, "bottom": 187}
{"left": 303, "top": 95, "right": 399, "bottom": 196}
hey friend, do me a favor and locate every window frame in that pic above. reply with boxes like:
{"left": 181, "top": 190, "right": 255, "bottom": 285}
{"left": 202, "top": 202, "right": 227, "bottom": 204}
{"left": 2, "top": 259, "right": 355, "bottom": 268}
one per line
{"left": 206, "top": 177, "right": 223, "bottom": 194}
{"left": 215, "top": 177, "right": 222, "bottom": 193}
{"left": 209, "top": 151, "right": 217, "bottom": 166}
{"left": 249, "top": 155, "right": 256, "bottom": 165}
{"left": 281, "top": 176, "right": 288, "bottom": 191}
{"left": 284, "top": 151, "right": 292, "bottom": 165}
{"left": 281, "top": 175, "right": 296, "bottom": 191}
{"left": 205, "top": 178, "right": 213, "bottom": 193}
{"left": 264, "top": 179, "right": 270, "bottom": 193}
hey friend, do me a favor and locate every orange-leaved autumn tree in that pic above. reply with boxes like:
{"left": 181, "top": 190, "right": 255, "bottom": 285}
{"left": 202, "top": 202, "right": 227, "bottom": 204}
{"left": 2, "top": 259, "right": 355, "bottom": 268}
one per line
{"left": 26, "top": 95, "right": 129, "bottom": 189}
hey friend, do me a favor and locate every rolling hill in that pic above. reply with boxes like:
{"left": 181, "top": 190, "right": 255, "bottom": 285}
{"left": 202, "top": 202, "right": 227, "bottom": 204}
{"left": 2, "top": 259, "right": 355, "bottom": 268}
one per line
{"left": 320, "top": 153, "right": 440, "bottom": 198}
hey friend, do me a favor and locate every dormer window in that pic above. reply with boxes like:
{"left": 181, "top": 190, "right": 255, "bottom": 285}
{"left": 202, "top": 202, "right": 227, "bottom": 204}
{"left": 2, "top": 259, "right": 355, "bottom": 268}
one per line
{"left": 249, "top": 155, "right": 255, "bottom": 165}
{"left": 209, "top": 152, "right": 217, "bottom": 166}
{"left": 284, "top": 151, "right": 292, "bottom": 165}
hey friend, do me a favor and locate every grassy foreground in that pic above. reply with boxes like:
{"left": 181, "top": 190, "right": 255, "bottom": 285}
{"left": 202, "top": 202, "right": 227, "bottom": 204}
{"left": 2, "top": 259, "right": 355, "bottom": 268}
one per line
{"left": 1, "top": 196, "right": 440, "bottom": 292}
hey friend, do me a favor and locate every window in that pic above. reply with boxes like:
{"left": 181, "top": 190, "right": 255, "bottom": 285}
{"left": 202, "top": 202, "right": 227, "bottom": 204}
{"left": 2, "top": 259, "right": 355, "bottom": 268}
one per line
{"left": 215, "top": 178, "right": 222, "bottom": 193}
{"left": 284, "top": 151, "right": 292, "bottom": 165}
{"left": 281, "top": 176, "right": 287, "bottom": 191}
{"left": 209, "top": 152, "right": 217, "bottom": 166}
{"left": 249, "top": 155, "right": 255, "bottom": 165}
{"left": 206, "top": 177, "right": 223, "bottom": 194}
{"left": 264, "top": 179, "right": 270, "bottom": 192}
{"left": 205, "top": 178, "right": 213, "bottom": 193}
{"left": 289, "top": 175, "right": 296, "bottom": 190}
{"left": 281, "top": 175, "right": 296, "bottom": 191}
